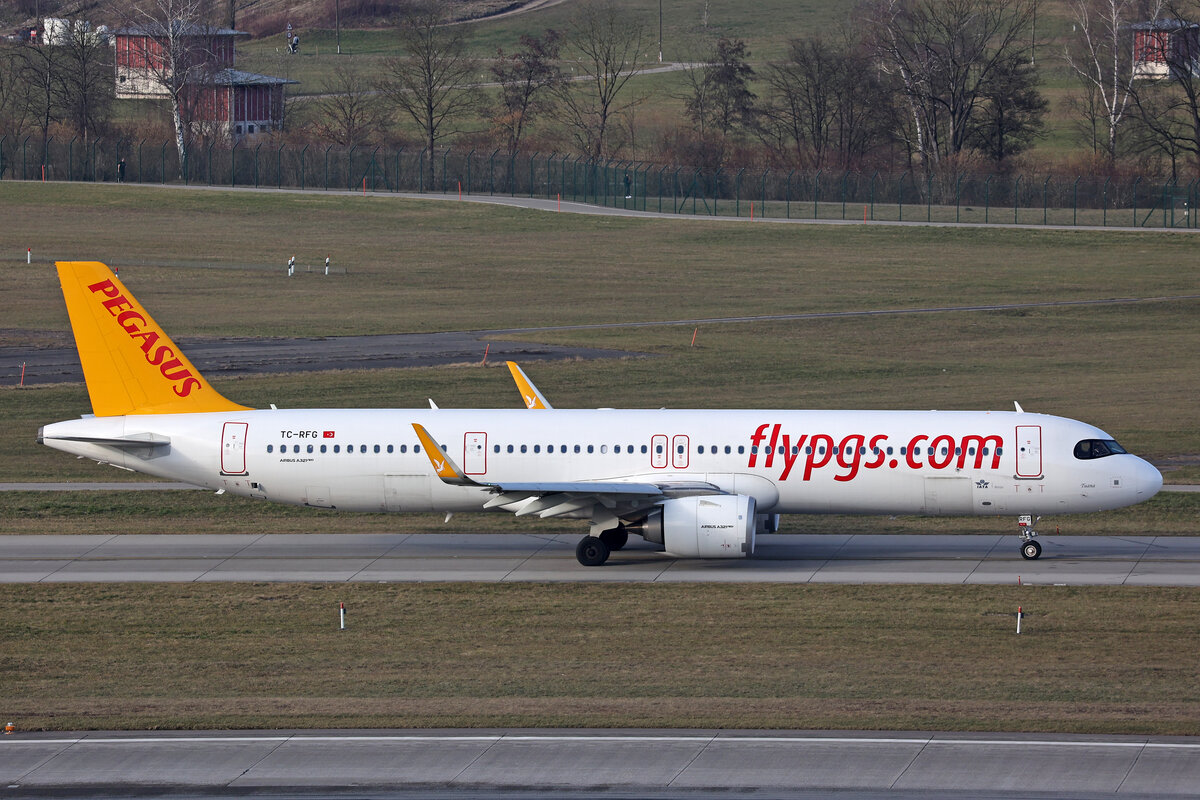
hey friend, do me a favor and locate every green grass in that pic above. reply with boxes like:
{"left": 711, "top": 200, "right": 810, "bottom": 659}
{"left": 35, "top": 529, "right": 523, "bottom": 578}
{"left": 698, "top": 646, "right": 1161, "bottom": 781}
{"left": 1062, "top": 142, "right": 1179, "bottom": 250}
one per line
{"left": 3, "top": 583, "right": 1200, "bottom": 733}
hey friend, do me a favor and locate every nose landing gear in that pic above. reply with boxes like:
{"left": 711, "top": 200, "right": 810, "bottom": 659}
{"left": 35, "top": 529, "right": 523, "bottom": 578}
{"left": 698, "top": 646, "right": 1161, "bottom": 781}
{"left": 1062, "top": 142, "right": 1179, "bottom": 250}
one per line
{"left": 1018, "top": 515, "right": 1042, "bottom": 559}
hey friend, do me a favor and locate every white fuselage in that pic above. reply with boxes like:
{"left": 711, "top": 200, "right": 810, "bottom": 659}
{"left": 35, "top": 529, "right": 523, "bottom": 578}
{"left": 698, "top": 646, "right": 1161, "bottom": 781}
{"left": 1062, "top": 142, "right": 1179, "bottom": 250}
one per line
{"left": 40, "top": 408, "right": 1163, "bottom": 517}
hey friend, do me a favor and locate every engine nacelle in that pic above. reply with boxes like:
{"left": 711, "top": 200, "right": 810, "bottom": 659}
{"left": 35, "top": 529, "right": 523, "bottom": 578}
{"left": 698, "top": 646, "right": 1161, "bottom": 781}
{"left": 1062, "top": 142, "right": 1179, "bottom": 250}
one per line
{"left": 633, "top": 495, "right": 756, "bottom": 558}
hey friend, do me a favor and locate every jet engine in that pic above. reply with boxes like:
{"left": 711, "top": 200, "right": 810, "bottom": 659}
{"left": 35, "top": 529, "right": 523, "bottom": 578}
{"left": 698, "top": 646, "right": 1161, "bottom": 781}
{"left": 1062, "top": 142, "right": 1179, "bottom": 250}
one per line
{"left": 633, "top": 494, "right": 756, "bottom": 558}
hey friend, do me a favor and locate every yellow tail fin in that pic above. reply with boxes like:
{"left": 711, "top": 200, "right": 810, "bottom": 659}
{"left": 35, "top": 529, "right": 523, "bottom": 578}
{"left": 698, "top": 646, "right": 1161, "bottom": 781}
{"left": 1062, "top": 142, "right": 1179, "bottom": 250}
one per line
{"left": 56, "top": 261, "right": 250, "bottom": 416}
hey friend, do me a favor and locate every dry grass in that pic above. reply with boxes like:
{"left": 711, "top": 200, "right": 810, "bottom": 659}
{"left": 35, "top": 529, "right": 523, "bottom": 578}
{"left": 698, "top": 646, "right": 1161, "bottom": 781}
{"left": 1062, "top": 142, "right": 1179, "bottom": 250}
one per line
{"left": 3, "top": 583, "right": 1199, "bottom": 733}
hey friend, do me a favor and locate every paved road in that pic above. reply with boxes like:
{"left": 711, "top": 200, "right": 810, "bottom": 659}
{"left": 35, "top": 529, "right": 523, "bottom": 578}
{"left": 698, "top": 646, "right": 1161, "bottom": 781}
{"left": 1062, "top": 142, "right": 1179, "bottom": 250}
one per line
{"left": 2, "top": 729, "right": 1198, "bottom": 798}
{"left": 2, "top": 532, "right": 1198, "bottom": 585}
{"left": 6, "top": 294, "right": 1196, "bottom": 385}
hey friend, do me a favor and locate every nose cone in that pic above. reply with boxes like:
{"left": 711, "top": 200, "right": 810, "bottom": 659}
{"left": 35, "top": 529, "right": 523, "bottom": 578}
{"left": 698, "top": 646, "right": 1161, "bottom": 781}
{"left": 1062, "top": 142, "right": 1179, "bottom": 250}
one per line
{"left": 1134, "top": 457, "right": 1163, "bottom": 500}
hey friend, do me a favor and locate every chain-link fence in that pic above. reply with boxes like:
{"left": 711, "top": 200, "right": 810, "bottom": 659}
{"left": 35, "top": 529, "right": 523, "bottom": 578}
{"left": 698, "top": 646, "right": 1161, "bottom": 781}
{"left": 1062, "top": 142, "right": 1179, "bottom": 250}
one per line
{"left": 3, "top": 134, "right": 1196, "bottom": 229}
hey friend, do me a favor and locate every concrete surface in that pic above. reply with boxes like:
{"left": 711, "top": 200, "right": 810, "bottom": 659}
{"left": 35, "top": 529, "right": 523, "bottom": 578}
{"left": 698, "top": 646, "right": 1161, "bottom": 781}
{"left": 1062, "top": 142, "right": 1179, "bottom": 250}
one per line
{"left": 1, "top": 532, "right": 1198, "bottom": 585}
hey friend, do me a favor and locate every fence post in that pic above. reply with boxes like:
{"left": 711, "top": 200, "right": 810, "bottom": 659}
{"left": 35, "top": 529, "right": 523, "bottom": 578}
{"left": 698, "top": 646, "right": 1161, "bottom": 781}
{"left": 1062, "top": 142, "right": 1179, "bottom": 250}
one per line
{"left": 254, "top": 142, "right": 262, "bottom": 188}
{"left": 21, "top": 135, "right": 29, "bottom": 180}
{"left": 984, "top": 174, "right": 993, "bottom": 223}
{"left": 68, "top": 136, "right": 76, "bottom": 182}
{"left": 1132, "top": 176, "right": 1142, "bottom": 227}
{"left": 786, "top": 169, "right": 795, "bottom": 219}
{"left": 813, "top": 170, "right": 822, "bottom": 219}
{"left": 927, "top": 171, "right": 933, "bottom": 221}
{"left": 955, "top": 173, "right": 963, "bottom": 222}
{"left": 1102, "top": 176, "right": 1110, "bottom": 226}
{"left": 869, "top": 171, "right": 878, "bottom": 220}
{"left": 0, "top": 135, "right": 5, "bottom": 180}
{"left": 160, "top": 140, "right": 167, "bottom": 184}
{"left": 1072, "top": 176, "right": 1079, "bottom": 226}
{"left": 1013, "top": 175, "right": 1021, "bottom": 224}
{"left": 276, "top": 144, "right": 284, "bottom": 189}
{"left": 207, "top": 141, "right": 214, "bottom": 185}
{"left": 840, "top": 171, "right": 849, "bottom": 219}
{"left": 1043, "top": 176, "right": 1051, "bottom": 225}
{"left": 735, "top": 167, "right": 744, "bottom": 216}
{"left": 898, "top": 171, "right": 906, "bottom": 221}
{"left": 231, "top": 141, "right": 239, "bottom": 186}
{"left": 299, "top": 143, "right": 308, "bottom": 191}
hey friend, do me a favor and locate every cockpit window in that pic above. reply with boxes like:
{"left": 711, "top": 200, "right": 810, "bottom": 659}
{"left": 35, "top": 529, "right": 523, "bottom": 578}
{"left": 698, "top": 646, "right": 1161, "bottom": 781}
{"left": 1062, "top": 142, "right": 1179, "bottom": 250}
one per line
{"left": 1074, "top": 439, "right": 1128, "bottom": 460}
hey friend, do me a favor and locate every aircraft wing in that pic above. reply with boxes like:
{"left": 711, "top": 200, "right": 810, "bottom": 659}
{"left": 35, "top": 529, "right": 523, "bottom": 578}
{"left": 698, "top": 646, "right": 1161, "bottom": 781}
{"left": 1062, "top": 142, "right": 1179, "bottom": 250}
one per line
{"left": 411, "top": 423, "right": 723, "bottom": 519}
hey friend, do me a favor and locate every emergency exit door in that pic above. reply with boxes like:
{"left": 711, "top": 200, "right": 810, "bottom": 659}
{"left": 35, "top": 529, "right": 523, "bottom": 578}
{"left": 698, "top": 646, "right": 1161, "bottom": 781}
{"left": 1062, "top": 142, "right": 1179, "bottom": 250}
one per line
{"left": 1015, "top": 425, "right": 1042, "bottom": 478}
{"left": 221, "top": 421, "right": 248, "bottom": 475}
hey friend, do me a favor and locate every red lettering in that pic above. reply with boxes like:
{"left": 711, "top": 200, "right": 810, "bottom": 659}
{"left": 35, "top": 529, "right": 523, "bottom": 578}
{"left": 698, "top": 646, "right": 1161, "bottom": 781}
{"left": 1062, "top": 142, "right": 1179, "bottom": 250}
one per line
{"left": 87, "top": 279, "right": 120, "bottom": 298}
{"left": 158, "top": 358, "right": 191, "bottom": 381}
{"left": 834, "top": 434, "right": 865, "bottom": 482}
{"left": 929, "top": 434, "right": 955, "bottom": 469}
{"left": 959, "top": 435, "right": 1004, "bottom": 470}
{"left": 864, "top": 434, "right": 887, "bottom": 469}
{"left": 102, "top": 295, "right": 134, "bottom": 316}
{"left": 748, "top": 424, "right": 769, "bottom": 468}
{"left": 115, "top": 310, "right": 145, "bottom": 334}
{"left": 173, "top": 377, "right": 201, "bottom": 397}
{"left": 803, "top": 434, "right": 834, "bottom": 481}
{"left": 764, "top": 424, "right": 781, "bottom": 468}
{"left": 777, "top": 434, "right": 807, "bottom": 481}
{"left": 906, "top": 435, "right": 928, "bottom": 469}
{"left": 146, "top": 344, "right": 174, "bottom": 366}
{"left": 132, "top": 329, "right": 159, "bottom": 353}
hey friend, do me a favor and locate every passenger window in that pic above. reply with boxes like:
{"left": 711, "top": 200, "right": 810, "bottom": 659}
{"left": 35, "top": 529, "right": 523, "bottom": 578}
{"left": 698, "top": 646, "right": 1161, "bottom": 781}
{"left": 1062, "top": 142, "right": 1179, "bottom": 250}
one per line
{"left": 387, "top": 444, "right": 393, "bottom": 453}
{"left": 587, "top": 445, "right": 594, "bottom": 454}
{"left": 601, "top": 445, "right": 608, "bottom": 454}
{"left": 321, "top": 445, "right": 327, "bottom": 453}
{"left": 725, "top": 445, "right": 732, "bottom": 454}
{"left": 534, "top": 444, "right": 541, "bottom": 453}
{"left": 614, "top": 445, "right": 621, "bottom": 453}
{"left": 574, "top": 445, "right": 581, "bottom": 453}
{"left": 361, "top": 445, "right": 367, "bottom": 453}
{"left": 698, "top": 446, "right": 705, "bottom": 454}
{"left": 677, "top": 445, "right": 685, "bottom": 454}
{"left": 494, "top": 445, "right": 500, "bottom": 453}
{"left": 641, "top": 445, "right": 648, "bottom": 454}
{"left": 656, "top": 444, "right": 664, "bottom": 454}
{"left": 293, "top": 445, "right": 300, "bottom": 453}
{"left": 400, "top": 444, "right": 407, "bottom": 453}
{"left": 751, "top": 446, "right": 758, "bottom": 454}
{"left": 737, "top": 445, "right": 744, "bottom": 454}
{"left": 374, "top": 445, "right": 380, "bottom": 453}
{"left": 307, "top": 445, "right": 314, "bottom": 453}
{"left": 334, "top": 445, "right": 340, "bottom": 453}
{"left": 507, "top": 445, "right": 514, "bottom": 453}
{"left": 267, "top": 445, "right": 273, "bottom": 453}
{"left": 414, "top": 445, "right": 421, "bottom": 453}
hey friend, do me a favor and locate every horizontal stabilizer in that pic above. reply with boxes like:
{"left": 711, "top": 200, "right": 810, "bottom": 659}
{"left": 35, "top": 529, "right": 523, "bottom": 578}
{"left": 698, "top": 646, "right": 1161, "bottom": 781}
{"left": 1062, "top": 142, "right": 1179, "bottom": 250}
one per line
{"left": 37, "top": 429, "right": 170, "bottom": 448}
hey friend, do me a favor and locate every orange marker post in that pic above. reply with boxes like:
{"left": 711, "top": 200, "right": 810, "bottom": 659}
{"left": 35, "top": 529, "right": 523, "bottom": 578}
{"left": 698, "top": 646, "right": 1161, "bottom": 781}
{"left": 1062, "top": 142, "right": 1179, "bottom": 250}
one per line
{"left": 339, "top": 602, "right": 345, "bottom": 630}
{"left": 690, "top": 328, "right": 698, "bottom": 347}
{"left": 482, "top": 343, "right": 490, "bottom": 365}
{"left": 1016, "top": 606, "right": 1023, "bottom": 634}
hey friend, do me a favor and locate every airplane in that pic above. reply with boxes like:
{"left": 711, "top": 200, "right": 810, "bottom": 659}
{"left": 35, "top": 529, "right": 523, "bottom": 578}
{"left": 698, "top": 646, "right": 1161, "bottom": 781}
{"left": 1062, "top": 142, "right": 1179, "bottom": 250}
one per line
{"left": 39, "top": 261, "right": 1164, "bottom": 566}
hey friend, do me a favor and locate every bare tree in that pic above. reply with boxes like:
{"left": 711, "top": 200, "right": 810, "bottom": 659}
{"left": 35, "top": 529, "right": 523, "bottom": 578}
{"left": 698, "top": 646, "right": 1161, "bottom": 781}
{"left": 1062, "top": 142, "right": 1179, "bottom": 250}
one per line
{"left": 16, "top": 39, "right": 68, "bottom": 161}
{"left": 759, "top": 36, "right": 895, "bottom": 170}
{"left": 310, "top": 61, "right": 388, "bottom": 147}
{"left": 379, "top": 1, "right": 479, "bottom": 186}
{"left": 1064, "top": 0, "right": 1162, "bottom": 160}
{"left": 0, "top": 47, "right": 33, "bottom": 138}
{"left": 1127, "top": 1, "right": 1200, "bottom": 177}
{"left": 865, "top": 0, "right": 1040, "bottom": 167}
{"left": 489, "top": 30, "right": 564, "bottom": 154}
{"left": 555, "top": 0, "right": 649, "bottom": 159}
{"left": 57, "top": 16, "right": 115, "bottom": 144}
{"left": 121, "top": 0, "right": 223, "bottom": 173}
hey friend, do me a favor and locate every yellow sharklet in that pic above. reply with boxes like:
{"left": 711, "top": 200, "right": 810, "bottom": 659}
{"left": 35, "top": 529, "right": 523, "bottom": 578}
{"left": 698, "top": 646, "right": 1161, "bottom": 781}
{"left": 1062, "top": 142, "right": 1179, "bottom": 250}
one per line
{"left": 411, "top": 423, "right": 475, "bottom": 484}
{"left": 56, "top": 261, "right": 250, "bottom": 416}
{"left": 506, "top": 361, "right": 553, "bottom": 409}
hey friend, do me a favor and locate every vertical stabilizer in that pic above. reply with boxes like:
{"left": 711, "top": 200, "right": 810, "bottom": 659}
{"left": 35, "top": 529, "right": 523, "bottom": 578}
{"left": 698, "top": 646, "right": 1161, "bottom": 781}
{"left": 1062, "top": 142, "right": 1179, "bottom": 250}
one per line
{"left": 56, "top": 261, "right": 250, "bottom": 416}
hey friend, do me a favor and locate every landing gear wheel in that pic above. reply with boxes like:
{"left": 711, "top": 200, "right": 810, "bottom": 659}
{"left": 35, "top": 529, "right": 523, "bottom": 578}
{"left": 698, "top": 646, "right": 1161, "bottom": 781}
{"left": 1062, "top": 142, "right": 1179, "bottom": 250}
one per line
{"left": 576, "top": 535, "right": 611, "bottom": 566}
{"left": 1021, "top": 540, "right": 1042, "bottom": 560}
{"left": 599, "top": 527, "right": 628, "bottom": 551}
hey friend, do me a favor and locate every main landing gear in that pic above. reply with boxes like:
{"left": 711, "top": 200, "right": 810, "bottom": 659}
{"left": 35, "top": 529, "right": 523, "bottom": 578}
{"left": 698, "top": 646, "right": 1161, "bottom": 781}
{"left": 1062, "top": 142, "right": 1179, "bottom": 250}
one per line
{"left": 575, "top": 525, "right": 628, "bottom": 566}
{"left": 1018, "top": 515, "right": 1042, "bottom": 560}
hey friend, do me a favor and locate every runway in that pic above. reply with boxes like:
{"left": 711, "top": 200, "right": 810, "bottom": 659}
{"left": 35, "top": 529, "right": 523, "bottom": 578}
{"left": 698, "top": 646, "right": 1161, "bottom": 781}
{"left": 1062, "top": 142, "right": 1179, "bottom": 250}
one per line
{"left": 2, "top": 729, "right": 1199, "bottom": 798}
{"left": 3, "top": 532, "right": 1199, "bottom": 585}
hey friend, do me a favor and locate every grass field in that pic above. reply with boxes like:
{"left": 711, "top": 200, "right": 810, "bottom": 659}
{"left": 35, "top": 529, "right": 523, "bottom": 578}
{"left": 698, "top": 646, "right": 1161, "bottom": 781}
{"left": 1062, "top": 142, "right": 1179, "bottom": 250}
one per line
{"left": 0, "top": 180, "right": 1197, "bottom": 734}
{"left": 4, "top": 583, "right": 1200, "bottom": 733}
